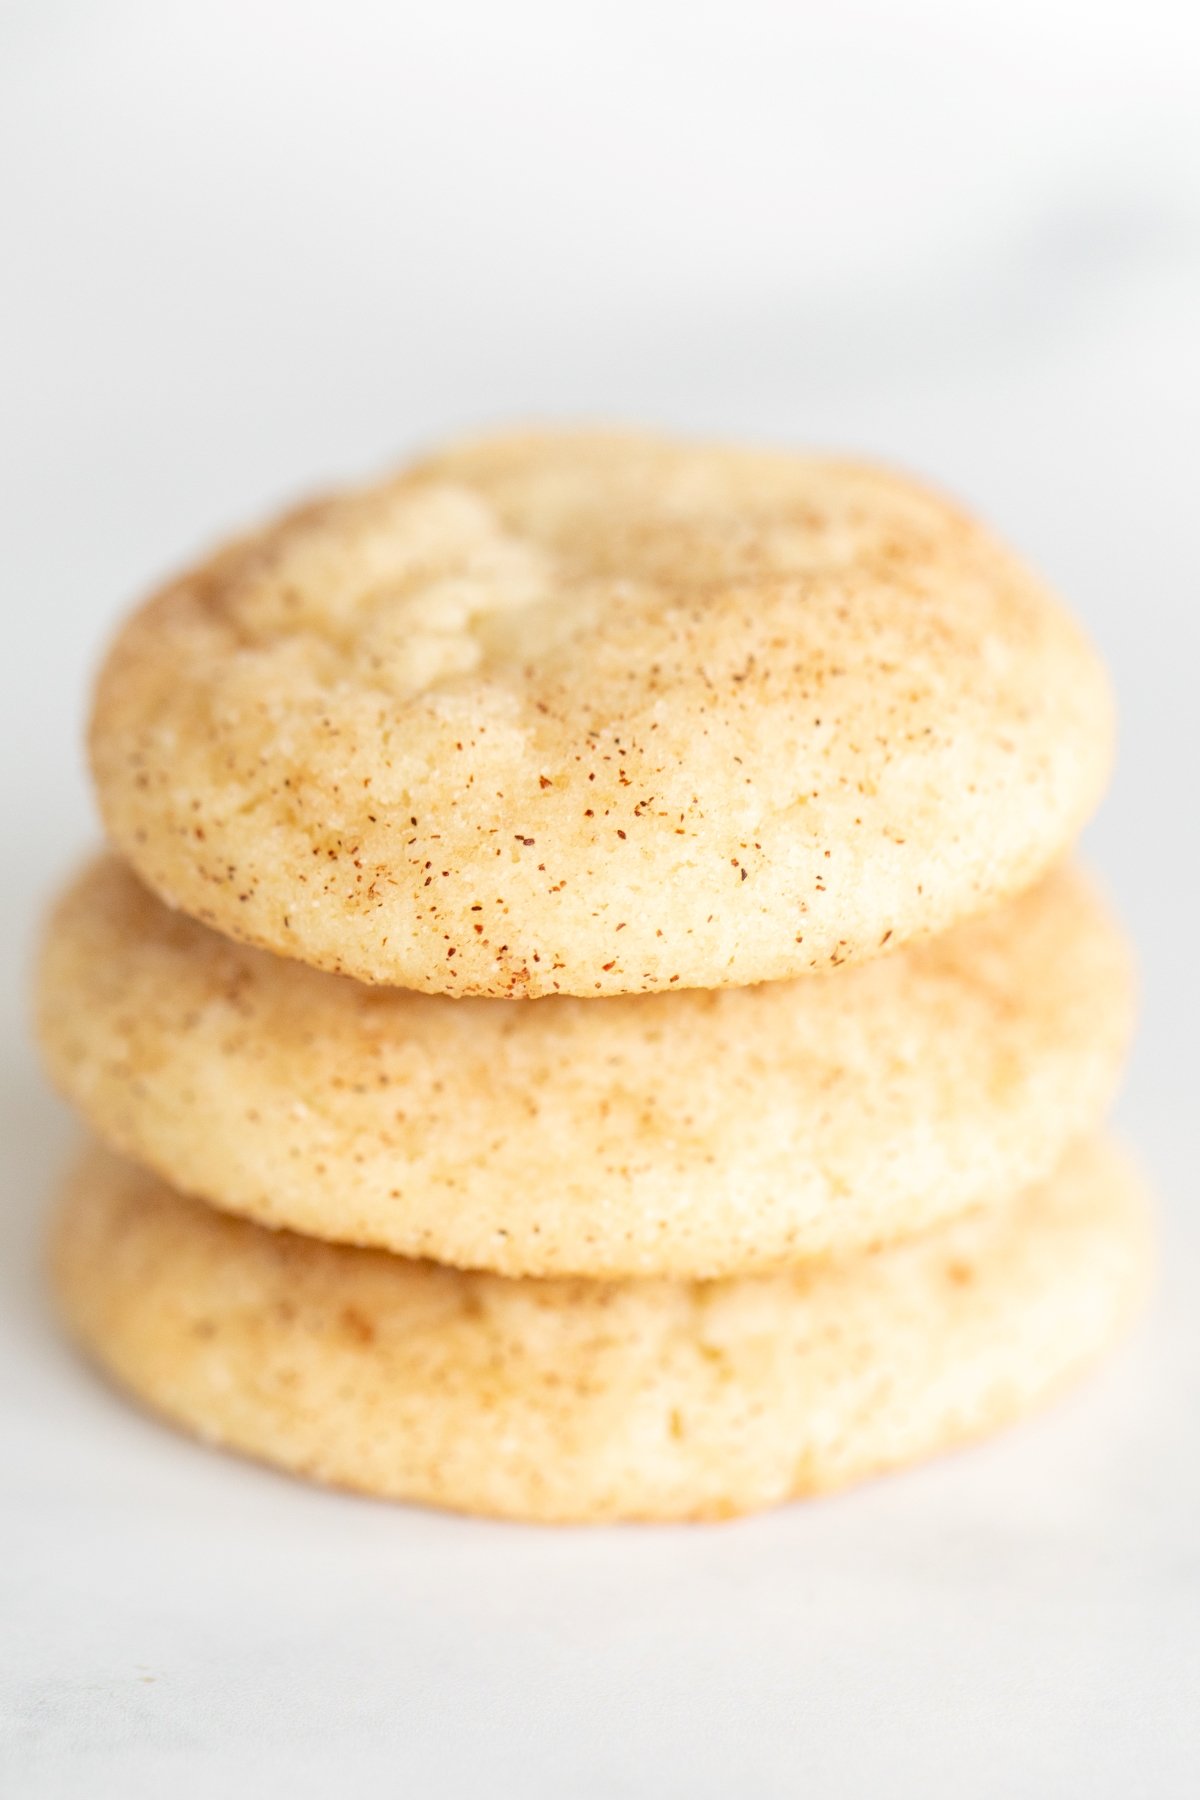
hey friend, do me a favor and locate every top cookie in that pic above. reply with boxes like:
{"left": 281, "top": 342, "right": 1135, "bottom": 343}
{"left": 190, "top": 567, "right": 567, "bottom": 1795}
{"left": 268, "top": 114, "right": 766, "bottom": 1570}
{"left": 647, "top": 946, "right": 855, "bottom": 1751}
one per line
{"left": 89, "top": 432, "right": 1113, "bottom": 995}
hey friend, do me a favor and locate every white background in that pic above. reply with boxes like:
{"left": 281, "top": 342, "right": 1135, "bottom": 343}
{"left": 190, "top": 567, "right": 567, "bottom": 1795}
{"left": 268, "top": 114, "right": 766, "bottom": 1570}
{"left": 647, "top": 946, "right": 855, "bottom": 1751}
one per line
{"left": 2, "top": 2, "right": 1199, "bottom": 1793}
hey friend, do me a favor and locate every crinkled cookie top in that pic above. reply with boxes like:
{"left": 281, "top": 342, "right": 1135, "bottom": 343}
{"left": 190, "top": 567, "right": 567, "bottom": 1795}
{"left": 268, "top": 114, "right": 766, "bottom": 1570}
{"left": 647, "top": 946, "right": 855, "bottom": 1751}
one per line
{"left": 90, "top": 432, "right": 1113, "bottom": 993}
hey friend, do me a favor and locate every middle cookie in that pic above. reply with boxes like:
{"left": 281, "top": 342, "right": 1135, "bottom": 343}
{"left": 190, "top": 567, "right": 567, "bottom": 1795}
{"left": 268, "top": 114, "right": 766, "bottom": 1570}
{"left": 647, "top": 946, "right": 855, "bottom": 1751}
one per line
{"left": 38, "top": 857, "right": 1131, "bottom": 1279}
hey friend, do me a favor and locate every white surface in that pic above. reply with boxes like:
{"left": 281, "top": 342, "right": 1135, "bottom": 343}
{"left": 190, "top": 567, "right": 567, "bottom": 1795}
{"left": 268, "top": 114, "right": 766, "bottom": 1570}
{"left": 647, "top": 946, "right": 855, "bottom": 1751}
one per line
{"left": 2, "top": 3, "right": 1199, "bottom": 1794}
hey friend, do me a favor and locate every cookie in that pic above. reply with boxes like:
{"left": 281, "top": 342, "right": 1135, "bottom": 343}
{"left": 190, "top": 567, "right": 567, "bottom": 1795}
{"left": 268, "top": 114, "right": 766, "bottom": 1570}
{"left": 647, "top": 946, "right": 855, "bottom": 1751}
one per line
{"left": 88, "top": 431, "right": 1113, "bottom": 995}
{"left": 51, "top": 1138, "right": 1149, "bottom": 1523}
{"left": 37, "top": 857, "right": 1132, "bottom": 1278}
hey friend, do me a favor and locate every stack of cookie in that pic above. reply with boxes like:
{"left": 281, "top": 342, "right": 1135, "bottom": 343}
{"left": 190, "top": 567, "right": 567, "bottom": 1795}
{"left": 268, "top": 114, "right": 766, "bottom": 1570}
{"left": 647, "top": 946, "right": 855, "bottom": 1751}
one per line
{"left": 37, "top": 433, "right": 1149, "bottom": 1522}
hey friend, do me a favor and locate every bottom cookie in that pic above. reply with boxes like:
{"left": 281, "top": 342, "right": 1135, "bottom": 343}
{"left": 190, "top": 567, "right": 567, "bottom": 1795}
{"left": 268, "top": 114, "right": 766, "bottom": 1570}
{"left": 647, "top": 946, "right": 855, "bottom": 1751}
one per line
{"left": 51, "top": 1139, "right": 1150, "bottom": 1523}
